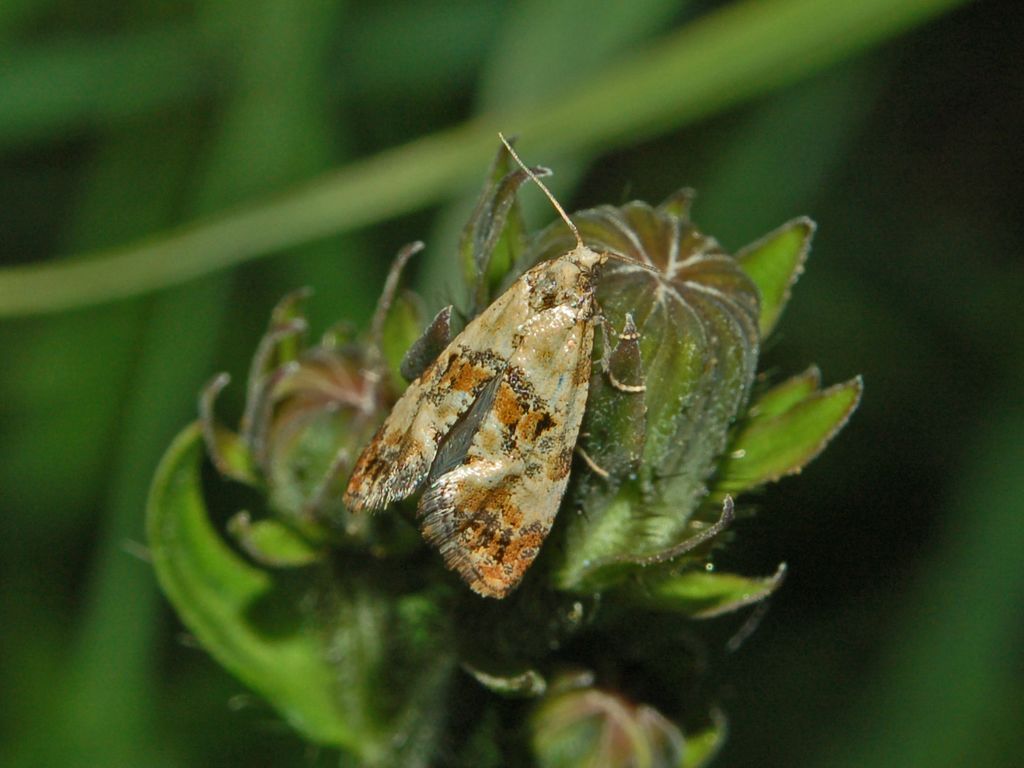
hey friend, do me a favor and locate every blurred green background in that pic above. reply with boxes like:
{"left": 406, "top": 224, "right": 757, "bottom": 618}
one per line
{"left": 1, "top": 0, "right": 1020, "bottom": 766}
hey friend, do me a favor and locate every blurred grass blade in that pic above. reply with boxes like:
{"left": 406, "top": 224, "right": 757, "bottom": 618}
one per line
{"left": 147, "top": 423, "right": 352, "bottom": 747}
{"left": 0, "top": 0, "right": 968, "bottom": 317}
{"left": 341, "top": 3, "right": 503, "bottom": 98}
{"left": 422, "top": 0, "right": 682, "bottom": 304}
{"left": 716, "top": 377, "right": 863, "bottom": 493}
{"left": 737, "top": 217, "right": 815, "bottom": 338}
{"left": 0, "top": 26, "right": 214, "bottom": 149}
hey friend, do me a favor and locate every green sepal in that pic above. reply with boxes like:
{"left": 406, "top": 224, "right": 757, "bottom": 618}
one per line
{"left": 657, "top": 187, "right": 696, "bottom": 220}
{"left": 462, "top": 661, "right": 548, "bottom": 698}
{"left": 147, "top": 424, "right": 456, "bottom": 764}
{"left": 736, "top": 217, "right": 814, "bottom": 339}
{"left": 747, "top": 365, "right": 821, "bottom": 419}
{"left": 146, "top": 423, "right": 353, "bottom": 747}
{"left": 628, "top": 563, "right": 787, "bottom": 619}
{"left": 379, "top": 289, "right": 426, "bottom": 393}
{"left": 557, "top": 491, "right": 735, "bottom": 594}
{"left": 268, "top": 287, "right": 315, "bottom": 365}
{"left": 581, "top": 316, "right": 647, "bottom": 479}
{"left": 227, "top": 511, "right": 323, "bottom": 568}
{"left": 198, "top": 373, "right": 259, "bottom": 485}
{"left": 714, "top": 374, "right": 863, "bottom": 494}
{"left": 460, "top": 141, "right": 537, "bottom": 314}
{"left": 556, "top": 487, "right": 637, "bottom": 592}
{"left": 681, "top": 711, "right": 727, "bottom": 768}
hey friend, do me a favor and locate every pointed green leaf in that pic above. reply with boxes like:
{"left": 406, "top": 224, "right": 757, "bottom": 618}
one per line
{"left": 746, "top": 366, "right": 821, "bottom": 419}
{"left": 658, "top": 187, "right": 696, "bottom": 220}
{"left": 681, "top": 711, "right": 727, "bottom": 768}
{"left": 146, "top": 423, "right": 352, "bottom": 747}
{"left": 459, "top": 142, "right": 540, "bottom": 313}
{"left": 716, "top": 376, "right": 862, "bottom": 494}
{"left": 268, "top": 287, "right": 314, "bottom": 365}
{"left": 226, "top": 512, "right": 322, "bottom": 568}
{"left": 635, "top": 564, "right": 787, "bottom": 618}
{"left": 736, "top": 217, "right": 814, "bottom": 338}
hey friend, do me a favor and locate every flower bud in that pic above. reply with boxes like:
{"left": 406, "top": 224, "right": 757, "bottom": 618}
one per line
{"left": 517, "top": 194, "right": 761, "bottom": 589}
{"left": 531, "top": 677, "right": 687, "bottom": 768}
{"left": 201, "top": 245, "right": 426, "bottom": 553}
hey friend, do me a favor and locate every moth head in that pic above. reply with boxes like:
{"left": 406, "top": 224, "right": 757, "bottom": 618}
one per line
{"left": 527, "top": 244, "right": 605, "bottom": 311}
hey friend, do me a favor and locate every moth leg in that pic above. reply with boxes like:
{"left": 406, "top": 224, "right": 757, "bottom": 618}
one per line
{"left": 575, "top": 444, "right": 610, "bottom": 480}
{"left": 576, "top": 315, "right": 647, "bottom": 479}
{"left": 605, "top": 313, "right": 646, "bottom": 394}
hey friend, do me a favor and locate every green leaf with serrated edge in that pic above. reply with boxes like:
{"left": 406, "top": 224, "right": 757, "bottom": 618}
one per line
{"left": 737, "top": 217, "right": 814, "bottom": 338}
{"left": 227, "top": 512, "right": 322, "bottom": 567}
{"left": 746, "top": 366, "right": 821, "bottom": 420}
{"left": 681, "top": 712, "right": 727, "bottom": 768}
{"left": 715, "top": 376, "right": 862, "bottom": 494}
{"left": 146, "top": 423, "right": 352, "bottom": 747}
{"left": 633, "top": 564, "right": 787, "bottom": 619}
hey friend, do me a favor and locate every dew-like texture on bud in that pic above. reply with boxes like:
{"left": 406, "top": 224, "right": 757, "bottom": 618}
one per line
{"left": 519, "top": 197, "right": 760, "bottom": 590}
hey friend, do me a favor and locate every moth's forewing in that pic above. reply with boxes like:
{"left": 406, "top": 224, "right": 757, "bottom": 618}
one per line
{"left": 346, "top": 247, "right": 605, "bottom": 599}
{"left": 419, "top": 279, "right": 597, "bottom": 598}
{"left": 345, "top": 262, "right": 538, "bottom": 511}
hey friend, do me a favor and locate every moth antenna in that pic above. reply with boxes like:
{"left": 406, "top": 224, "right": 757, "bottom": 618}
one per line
{"left": 499, "top": 133, "right": 584, "bottom": 249}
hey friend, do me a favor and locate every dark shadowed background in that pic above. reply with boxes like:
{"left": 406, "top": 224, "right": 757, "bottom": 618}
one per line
{"left": 1, "top": 0, "right": 1020, "bottom": 766}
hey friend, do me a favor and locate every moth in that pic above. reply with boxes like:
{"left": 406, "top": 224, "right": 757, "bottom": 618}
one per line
{"left": 344, "top": 137, "right": 625, "bottom": 598}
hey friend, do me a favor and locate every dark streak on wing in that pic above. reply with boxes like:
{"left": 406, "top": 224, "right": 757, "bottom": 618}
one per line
{"left": 429, "top": 373, "right": 503, "bottom": 484}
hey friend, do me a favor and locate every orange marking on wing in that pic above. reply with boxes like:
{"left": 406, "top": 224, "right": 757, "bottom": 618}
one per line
{"left": 443, "top": 357, "right": 493, "bottom": 393}
{"left": 518, "top": 410, "right": 555, "bottom": 441}
{"left": 494, "top": 382, "right": 524, "bottom": 427}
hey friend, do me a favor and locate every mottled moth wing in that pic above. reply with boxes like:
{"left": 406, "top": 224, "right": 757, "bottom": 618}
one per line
{"left": 344, "top": 280, "right": 531, "bottom": 510}
{"left": 419, "top": 273, "right": 598, "bottom": 598}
